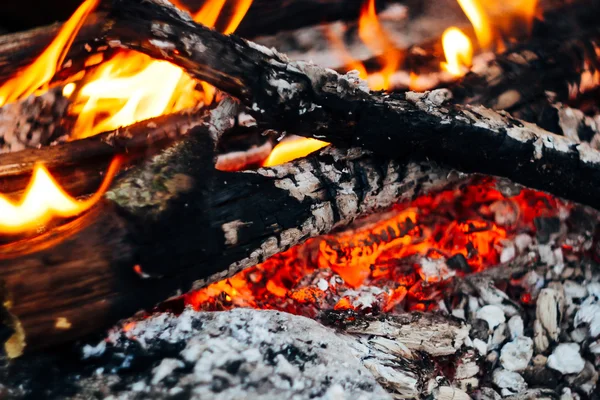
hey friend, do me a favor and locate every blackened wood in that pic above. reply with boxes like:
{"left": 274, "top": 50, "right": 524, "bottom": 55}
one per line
{"left": 0, "top": 109, "right": 203, "bottom": 197}
{"left": 102, "top": 0, "right": 600, "bottom": 210}
{"left": 0, "top": 99, "right": 456, "bottom": 355}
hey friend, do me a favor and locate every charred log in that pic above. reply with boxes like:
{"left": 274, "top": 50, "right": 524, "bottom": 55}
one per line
{"left": 101, "top": 0, "right": 600, "bottom": 210}
{"left": 0, "top": 108, "right": 203, "bottom": 197}
{"left": 0, "top": 99, "right": 456, "bottom": 355}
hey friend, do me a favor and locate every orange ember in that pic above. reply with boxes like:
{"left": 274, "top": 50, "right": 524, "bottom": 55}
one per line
{"left": 186, "top": 179, "right": 567, "bottom": 316}
{"left": 0, "top": 157, "right": 121, "bottom": 234}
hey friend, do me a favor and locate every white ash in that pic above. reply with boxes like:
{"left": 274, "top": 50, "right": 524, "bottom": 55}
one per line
{"left": 507, "top": 316, "right": 524, "bottom": 339}
{"left": 492, "top": 369, "right": 528, "bottom": 396}
{"left": 476, "top": 305, "right": 506, "bottom": 331}
{"left": 500, "top": 336, "right": 533, "bottom": 371}
{"left": 547, "top": 343, "right": 586, "bottom": 375}
{"left": 77, "top": 308, "right": 391, "bottom": 399}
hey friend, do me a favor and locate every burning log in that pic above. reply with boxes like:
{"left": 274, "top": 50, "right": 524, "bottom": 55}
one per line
{"left": 0, "top": 108, "right": 204, "bottom": 197}
{"left": 0, "top": 99, "right": 459, "bottom": 355}
{"left": 99, "top": 0, "right": 600, "bottom": 209}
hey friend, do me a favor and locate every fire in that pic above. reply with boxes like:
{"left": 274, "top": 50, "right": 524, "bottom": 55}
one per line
{"left": 441, "top": 27, "right": 473, "bottom": 77}
{"left": 358, "top": 0, "right": 402, "bottom": 90}
{"left": 66, "top": 0, "right": 253, "bottom": 139}
{"left": 456, "top": 0, "right": 494, "bottom": 50}
{"left": 263, "top": 137, "right": 329, "bottom": 167}
{"left": 186, "top": 179, "right": 567, "bottom": 316}
{"left": 0, "top": 157, "right": 121, "bottom": 234}
{"left": 455, "top": 0, "right": 538, "bottom": 50}
{"left": 0, "top": 0, "right": 98, "bottom": 106}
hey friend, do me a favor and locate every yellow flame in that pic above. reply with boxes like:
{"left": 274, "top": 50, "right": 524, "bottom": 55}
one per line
{"left": 263, "top": 137, "right": 329, "bottom": 167}
{"left": 358, "top": 0, "right": 402, "bottom": 90}
{"left": 0, "top": 0, "right": 98, "bottom": 106}
{"left": 0, "top": 157, "right": 121, "bottom": 234}
{"left": 69, "top": 0, "right": 252, "bottom": 139}
{"left": 441, "top": 27, "right": 473, "bottom": 77}
{"left": 456, "top": 0, "right": 493, "bottom": 50}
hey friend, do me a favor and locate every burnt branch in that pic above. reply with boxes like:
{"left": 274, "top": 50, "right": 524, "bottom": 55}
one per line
{"left": 101, "top": 0, "right": 600, "bottom": 209}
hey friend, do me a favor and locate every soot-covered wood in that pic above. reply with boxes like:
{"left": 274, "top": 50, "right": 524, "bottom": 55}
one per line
{"left": 102, "top": 0, "right": 600, "bottom": 209}
{"left": 0, "top": 99, "right": 456, "bottom": 355}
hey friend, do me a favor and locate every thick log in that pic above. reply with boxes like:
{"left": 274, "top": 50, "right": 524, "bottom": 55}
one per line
{"left": 0, "top": 99, "right": 456, "bottom": 355}
{"left": 101, "top": 0, "right": 600, "bottom": 210}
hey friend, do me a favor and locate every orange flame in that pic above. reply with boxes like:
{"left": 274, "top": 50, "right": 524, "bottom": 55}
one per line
{"left": 441, "top": 27, "right": 473, "bottom": 77}
{"left": 0, "top": 157, "right": 121, "bottom": 234}
{"left": 456, "top": 0, "right": 538, "bottom": 50}
{"left": 68, "top": 0, "right": 253, "bottom": 139}
{"left": 456, "top": 0, "right": 494, "bottom": 50}
{"left": 263, "top": 137, "right": 329, "bottom": 167}
{"left": 0, "top": 0, "right": 98, "bottom": 106}
{"left": 358, "top": 0, "right": 402, "bottom": 90}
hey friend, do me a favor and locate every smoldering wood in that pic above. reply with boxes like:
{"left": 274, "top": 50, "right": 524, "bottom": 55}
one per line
{"left": 0, "top": 99, "right": 458, "bottom": 355}
{"left": 101, "top": 0, "right": 600, "bottom": 210}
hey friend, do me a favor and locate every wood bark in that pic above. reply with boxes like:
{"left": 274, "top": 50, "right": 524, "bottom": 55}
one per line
{"left": 0, "top": 99, "right": 456, "bottom": 355}
{"left": 0, "top": 109, "right": 203, "bottom": 197}
{"left": 0, "top": 87, "right": 69, "bottom": 153}
{"left": 99, "top": 0, "right": 600, "bottom": 210}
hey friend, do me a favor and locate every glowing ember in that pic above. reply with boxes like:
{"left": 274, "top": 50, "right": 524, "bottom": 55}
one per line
{"left": 263, "top": 137, "right": 329, "bottom": 167}
{"left": 441, "top": 27, "right": 473, "bottom": 77}
{"left": 0, "top": 157, "right": 121, "bottom": 234}
{"left": 358, "top": 0, "right": 402, "bottom": 90}
{"left": 0, "top": 0, "right": 98, "bottom": 106}
{"left": 68, "top": 0, "right": 253, "bottom": 139}
{"left": 186, "top": 179, "right": 567, "bottom": 317}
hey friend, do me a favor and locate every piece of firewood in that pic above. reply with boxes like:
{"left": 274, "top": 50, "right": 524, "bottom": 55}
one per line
{"left": 0, "top": 98, "right": 457, "bottom": 356}
{"left": 98, "top": 0, "right": 600, "bottom": 210}
{"left": 0, "top": 108, "right": 203, "bottom": 197}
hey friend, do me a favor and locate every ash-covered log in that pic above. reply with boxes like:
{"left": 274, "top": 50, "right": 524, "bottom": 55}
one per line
{"left": 99, "top": 0, "right": 600, "bottom": 209}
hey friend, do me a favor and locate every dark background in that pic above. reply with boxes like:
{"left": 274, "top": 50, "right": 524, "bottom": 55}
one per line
{"left": 0, "top": 1, "right": 83, "bottom": 32}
